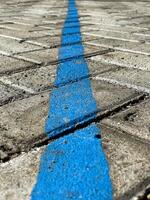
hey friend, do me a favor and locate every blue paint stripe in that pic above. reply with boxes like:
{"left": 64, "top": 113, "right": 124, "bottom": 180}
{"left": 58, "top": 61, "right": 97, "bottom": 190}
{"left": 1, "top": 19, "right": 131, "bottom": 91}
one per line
{"left": 30, "top": 0, "right": 112, "bottom": 199}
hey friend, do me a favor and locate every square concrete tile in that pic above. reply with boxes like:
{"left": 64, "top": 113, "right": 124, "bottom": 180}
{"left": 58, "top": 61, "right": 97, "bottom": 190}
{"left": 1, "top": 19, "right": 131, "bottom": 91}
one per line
{"left": 101, "top": 99, "right": 150, "bottom": 143}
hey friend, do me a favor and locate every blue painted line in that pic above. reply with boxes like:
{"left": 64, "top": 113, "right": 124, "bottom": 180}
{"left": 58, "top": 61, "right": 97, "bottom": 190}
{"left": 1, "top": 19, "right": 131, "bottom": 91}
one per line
{"left": 30, "top": 0, "right": 112, "bottom": 199}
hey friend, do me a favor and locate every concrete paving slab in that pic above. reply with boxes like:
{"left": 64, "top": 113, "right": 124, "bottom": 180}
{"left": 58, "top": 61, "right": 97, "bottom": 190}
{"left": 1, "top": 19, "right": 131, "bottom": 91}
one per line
{"left": 0, "top": 123, "right": 149, "bottom": 200}
{"left": 116, "top": 17, "right": 150, "bottom": 28}
{"left": 95, "top": 67, "right": 150, "bottom": 93}
{"left": 0, "top": 80, "right": 139, "bottom": 161}
{"left": 139, "top": 30, "right": 150, "bottom": 36}
{"left": 0, "top": 55, "right": 35, "bottom": 75}
{"left": 100, "top": 124, "right": 150, "bottom": 200}
{"left": 8, "top": 17, "right": 63, "bottom": 26}
{"left": 86, "top": 39, "right": 150, "bottom": 55}
{"left": 15, "top": 25, "right": 53, "bottom": 33}
{"left": 0, "top": 27, "right": 57, "bottom": 39}
{"left": 83, "top": 30, "right": 147, "bottom": 42}
{"left": 133, "top": 20, "right": 150, "bottom": 29}
{"left": 77, "top": 1, "right": 150, "bottom": 29}
{"left": 90, "top": 51, "right": 150, "bottom": 71}
{"left": 81, "top": 23, "right": 148, "bottom": 34}
{"left": 0, "top": 36, "right": 42, "bottom": 54}
{"left": 0, "top": 22, "right": 35, "bottom": 31}
{"left": 0, "top": 60, "right": 116, "bottom": 93}
{"left": 0, "top": 147, "right": 43, "bottom": 200}
{"left": 101, "top": 99, "right": 150, "bottom": 143}
{"left": 0, "top": 65, "right": 56, "bottom": 93}
{"left": 91, "top": 80, "right": 139, "bottom": 112}
{"left": 133, "top": 32, "right": 150, "bottom": 42}
{"left": 0, "top": 83, "right": 22, "bottom": 106}
{"left": 0, "top": 92, "right": 49, "bottom": 160}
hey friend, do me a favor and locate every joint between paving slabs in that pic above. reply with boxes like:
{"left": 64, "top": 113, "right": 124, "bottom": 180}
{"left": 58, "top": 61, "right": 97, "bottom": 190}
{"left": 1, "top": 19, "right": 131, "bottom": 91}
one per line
{"left": 0, "top": 92, "right": 148, "bottom": 164}
{"left": 0, "top": 48, "right": 113, "bottom": 78}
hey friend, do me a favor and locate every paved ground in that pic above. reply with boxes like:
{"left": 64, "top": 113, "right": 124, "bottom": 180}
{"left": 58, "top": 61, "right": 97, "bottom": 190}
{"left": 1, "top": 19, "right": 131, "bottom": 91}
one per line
{"left": 0, "top": 0, "right": 150, "bottom": 199}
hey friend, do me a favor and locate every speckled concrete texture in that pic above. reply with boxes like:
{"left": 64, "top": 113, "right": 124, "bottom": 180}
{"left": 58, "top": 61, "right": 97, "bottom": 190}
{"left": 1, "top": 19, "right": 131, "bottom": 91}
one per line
{"left": 0, "top": 0, "right": 150, "bottom": 199}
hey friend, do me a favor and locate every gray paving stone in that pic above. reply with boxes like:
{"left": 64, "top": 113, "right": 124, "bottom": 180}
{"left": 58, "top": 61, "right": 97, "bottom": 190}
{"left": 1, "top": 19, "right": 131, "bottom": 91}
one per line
{"left": 0, "top": 27, "right": 54, "bottom": 39}
{"left": 83, "top": 30, "right": 147, "bottom": 42}
{"left": 0, "top": 147, "right": 43, "bottom": 200}
{"left": 95, "top": 67, "right": 150, "bottom": 93}
{"left": 101, "top": 99, "right": 150, "bottom": 143}
{"left": 86, "top": 39, "right": 150, "bottom": 55}
{"left": 139, "top": 30, "right": 150, "bottom": 36}
{"left": 117, "top": 17, "right": 150, "bottom": 28}
{"left": 91, "top": 51, "right": 150, "bottom": 71}
{"left": 8, "top": 17, "right": 63, "bottom": 26}
{"left": 0, "top": 22, "right": 34, "bottom": 31}
{"left": 0, "top": 60, "right": 115, "bottom": 93}
{"left": 0, "top": 55, "right": 35, "bottom": 75}
{"left": 92, "top": 80, "right": 139, "bottom": 112}
{"left": 0, "top": 36, "right": 41, "bottom": 54}
{"left": 0, "top": 65, "right": 56, "bottom": 93}
{"left": 17, "top": 25, "right": 53, "bottom": 33}
{"left": 100, "top": 124, "right": 150, "bottom": 200}
{"left": 0, "top": 83, "right": 22, "bottom": 105}
{"left": 82, "top": 23, "right": 147, "bottom": 34}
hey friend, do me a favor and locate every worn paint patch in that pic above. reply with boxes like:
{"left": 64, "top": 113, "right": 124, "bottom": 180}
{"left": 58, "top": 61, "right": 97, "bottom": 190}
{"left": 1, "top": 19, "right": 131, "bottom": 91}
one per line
{"left": 30, "top": 0, "right": 112, "bottom": 199}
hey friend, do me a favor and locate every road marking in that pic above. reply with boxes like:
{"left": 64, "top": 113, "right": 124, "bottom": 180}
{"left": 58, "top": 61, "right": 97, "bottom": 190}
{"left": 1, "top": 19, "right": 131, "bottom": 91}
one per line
{"left": 30, "top": 0, "right": 112, "bottom": 199}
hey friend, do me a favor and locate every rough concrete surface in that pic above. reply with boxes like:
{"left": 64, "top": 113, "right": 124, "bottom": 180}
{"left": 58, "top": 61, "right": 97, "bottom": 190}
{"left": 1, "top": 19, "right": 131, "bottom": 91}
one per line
{"left": 0, "top": 0, "right": 150, "bottom": 199}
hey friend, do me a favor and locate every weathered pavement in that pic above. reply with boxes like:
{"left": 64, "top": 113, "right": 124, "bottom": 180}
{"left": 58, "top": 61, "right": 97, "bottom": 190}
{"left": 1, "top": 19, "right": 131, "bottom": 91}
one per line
{"left": 0, "top": 0, "right": 150, "bottom": 199}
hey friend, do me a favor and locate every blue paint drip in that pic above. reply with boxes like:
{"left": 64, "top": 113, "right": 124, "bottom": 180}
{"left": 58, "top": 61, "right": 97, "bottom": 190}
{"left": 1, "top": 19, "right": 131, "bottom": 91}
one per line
{"left": 30, "top": 0, "right": 112, "bottom": 199}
